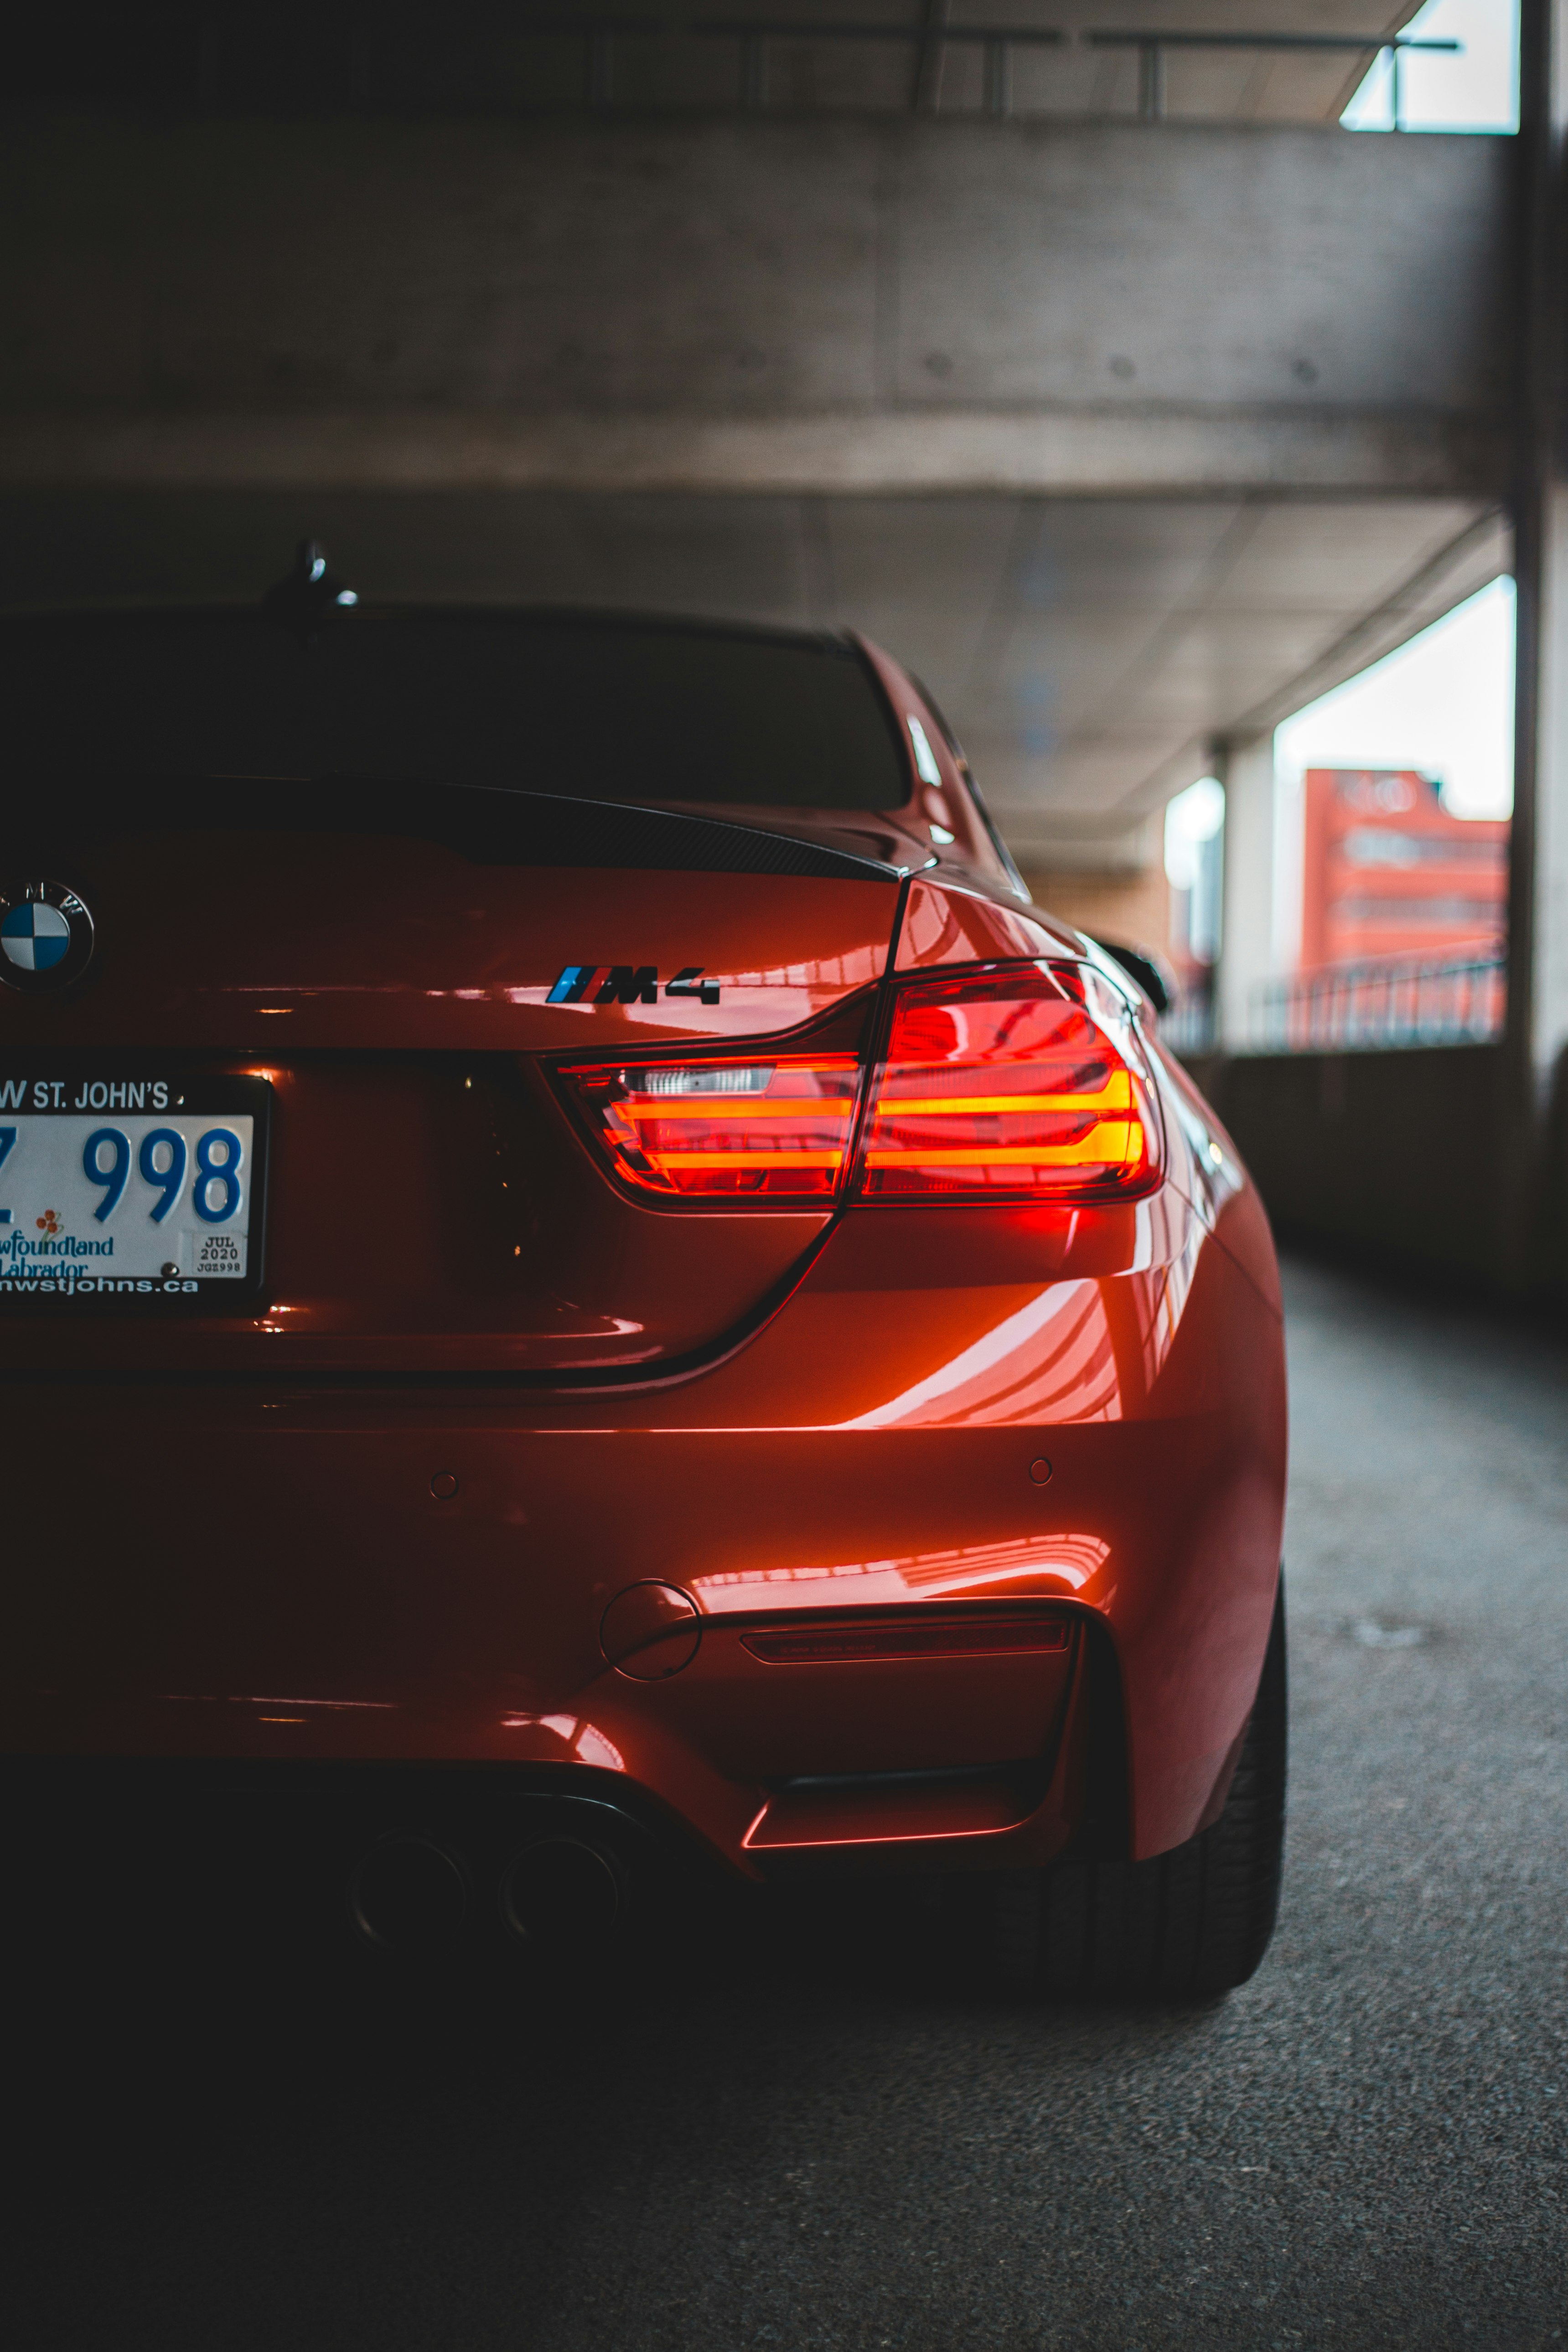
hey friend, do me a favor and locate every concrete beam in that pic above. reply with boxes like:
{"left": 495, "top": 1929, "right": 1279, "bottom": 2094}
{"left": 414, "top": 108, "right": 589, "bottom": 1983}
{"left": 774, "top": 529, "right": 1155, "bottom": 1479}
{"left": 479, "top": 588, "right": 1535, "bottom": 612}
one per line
{"left": 0, "top": 116, "right": 1516, "bottom": 499}
{"left": 0, "top": 408, "right": 1506, "bottom": 499}
{"left": 1530, "top": 487, "right": 1568, "bottom": 1097}
{"left": 1505, "top": 0, "right": 1568, "bottom": 1290}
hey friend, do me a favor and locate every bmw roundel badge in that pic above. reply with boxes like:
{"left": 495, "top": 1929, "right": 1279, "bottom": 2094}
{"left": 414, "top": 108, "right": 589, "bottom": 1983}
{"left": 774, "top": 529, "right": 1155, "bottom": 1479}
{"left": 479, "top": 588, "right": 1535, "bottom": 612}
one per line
{"left": 0, "top": 879, "right": 95, "bottom": 993}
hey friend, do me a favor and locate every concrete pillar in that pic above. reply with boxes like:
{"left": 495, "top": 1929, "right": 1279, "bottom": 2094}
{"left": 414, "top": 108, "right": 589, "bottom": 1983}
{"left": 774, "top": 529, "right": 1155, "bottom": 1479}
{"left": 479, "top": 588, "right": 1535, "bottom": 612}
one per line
{"left": 1517, "top": 489, "right": 1568, "bottom": 1096}
{"left": 1506, "top": 0, "right": 1568, "bottom": 1277}
{"left": 1217, "top": 736, "right": 1277, "bottom": 1052}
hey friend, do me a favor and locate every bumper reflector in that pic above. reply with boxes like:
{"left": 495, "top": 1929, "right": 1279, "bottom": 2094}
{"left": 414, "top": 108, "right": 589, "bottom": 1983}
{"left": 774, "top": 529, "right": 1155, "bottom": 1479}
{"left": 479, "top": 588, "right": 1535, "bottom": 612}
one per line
{"left": 741, "top": 1613, "right": 1071, "bottom": 1664}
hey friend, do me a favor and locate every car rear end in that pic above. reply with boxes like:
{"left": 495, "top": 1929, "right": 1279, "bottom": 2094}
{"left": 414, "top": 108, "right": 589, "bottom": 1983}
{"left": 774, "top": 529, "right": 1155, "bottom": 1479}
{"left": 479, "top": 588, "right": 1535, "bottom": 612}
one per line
{"left": 0, "top": 598, "right": 1286, "bottom": 1959}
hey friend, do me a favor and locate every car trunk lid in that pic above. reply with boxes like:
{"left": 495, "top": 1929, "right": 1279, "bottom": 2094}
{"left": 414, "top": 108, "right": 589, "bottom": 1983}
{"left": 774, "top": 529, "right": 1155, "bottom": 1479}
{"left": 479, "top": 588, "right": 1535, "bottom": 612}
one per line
{"left": 0, "top": 787, "right": 903, "bottom": 1377}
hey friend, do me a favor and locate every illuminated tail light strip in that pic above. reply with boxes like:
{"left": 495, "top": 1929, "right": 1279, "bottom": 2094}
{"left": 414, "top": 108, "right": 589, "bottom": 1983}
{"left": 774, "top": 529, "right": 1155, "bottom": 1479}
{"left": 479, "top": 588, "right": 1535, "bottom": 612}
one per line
{"left": 861, "top": 969, "right": 1158, "bottom": 1201}
{"left": 558, "top": 1055, "right": 861, "bottom": 1198}
{"left": 742, "top": 1613, "right": 1071, "bottom": 1663}
{"left": 555, "top": 962, "right": 1160, "bottom": 1206}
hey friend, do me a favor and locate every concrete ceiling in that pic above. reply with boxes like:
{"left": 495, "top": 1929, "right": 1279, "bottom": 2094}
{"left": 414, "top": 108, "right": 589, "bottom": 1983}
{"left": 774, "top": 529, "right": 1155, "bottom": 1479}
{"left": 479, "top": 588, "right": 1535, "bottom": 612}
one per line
{"left": 1, "top": 10, "right": 1501, "bottom": 876}
{"left": 0, "top": 484, "right": 1506, "bottom": 869}
{"left": 838, "top": 493, "right": 1509, "bottom": 859}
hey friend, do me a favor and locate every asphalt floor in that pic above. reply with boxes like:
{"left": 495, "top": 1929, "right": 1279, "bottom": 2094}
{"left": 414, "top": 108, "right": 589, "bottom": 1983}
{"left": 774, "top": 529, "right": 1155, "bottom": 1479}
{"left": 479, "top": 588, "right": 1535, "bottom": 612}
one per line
{"left": 7, "top": 1254, "right": 1568, "bottom": 2351}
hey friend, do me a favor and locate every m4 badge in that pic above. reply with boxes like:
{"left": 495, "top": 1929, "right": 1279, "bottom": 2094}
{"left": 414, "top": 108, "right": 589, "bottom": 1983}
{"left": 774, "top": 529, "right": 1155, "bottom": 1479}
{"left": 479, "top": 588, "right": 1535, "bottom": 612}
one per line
{"left": 548, "top": 965, "right": 721, "bottom": 1006}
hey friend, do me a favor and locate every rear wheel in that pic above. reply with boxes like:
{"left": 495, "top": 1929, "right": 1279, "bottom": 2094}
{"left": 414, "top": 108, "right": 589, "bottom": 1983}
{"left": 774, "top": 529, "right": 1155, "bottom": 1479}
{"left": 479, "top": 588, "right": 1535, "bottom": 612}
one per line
{"left": 995, "top": 1576, "right": 1287, "bottom": 1999}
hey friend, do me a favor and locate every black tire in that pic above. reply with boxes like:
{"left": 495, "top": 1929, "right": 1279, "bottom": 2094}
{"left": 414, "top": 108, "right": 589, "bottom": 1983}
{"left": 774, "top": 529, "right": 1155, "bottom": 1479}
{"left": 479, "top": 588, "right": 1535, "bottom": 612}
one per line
{"left": 995, "top": 1575, "right": 1287, "bottom": 1999}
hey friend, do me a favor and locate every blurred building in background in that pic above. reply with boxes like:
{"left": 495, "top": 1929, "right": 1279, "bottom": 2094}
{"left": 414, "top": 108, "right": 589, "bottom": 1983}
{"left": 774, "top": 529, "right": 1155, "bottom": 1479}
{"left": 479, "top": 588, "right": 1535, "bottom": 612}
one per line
{"left": 1302, "top": 767, "right": 1508, "bottom": 968}
{"left": 1246, "top": 765, "right": 1509, "bottom": 1052}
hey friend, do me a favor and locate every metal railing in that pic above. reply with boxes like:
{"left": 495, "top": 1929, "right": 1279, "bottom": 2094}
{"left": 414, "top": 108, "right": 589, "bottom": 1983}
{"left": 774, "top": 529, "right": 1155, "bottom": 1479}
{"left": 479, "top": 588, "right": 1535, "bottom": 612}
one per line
{"left": 1084, "top": 30, "right": 1458, "bottom": 128}
{"left": 694, "top": 21, "right": 1460, "bottom": 122}
{"left": 693, "top": 17, "right": 1066, "bottom": 116}
{"left": 1250, "top": 949, "right": 1505, "bottom": 1053}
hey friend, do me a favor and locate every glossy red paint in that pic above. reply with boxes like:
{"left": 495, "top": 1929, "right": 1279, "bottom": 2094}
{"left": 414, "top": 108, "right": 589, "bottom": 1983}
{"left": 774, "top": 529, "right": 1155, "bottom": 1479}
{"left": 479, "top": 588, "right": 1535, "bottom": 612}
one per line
{"left": 0, "top": 611, "right": 1286, "bottom": 1882}
{"left": 896, "top": 876, "right": 1074, "bottom": 970}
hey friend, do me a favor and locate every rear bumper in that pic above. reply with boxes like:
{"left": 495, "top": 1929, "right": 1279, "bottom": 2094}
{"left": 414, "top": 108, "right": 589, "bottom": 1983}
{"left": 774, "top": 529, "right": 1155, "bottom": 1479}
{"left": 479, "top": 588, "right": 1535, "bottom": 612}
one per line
{"left": 1, "top": 1207, "right": 1285, "bottom": 1870}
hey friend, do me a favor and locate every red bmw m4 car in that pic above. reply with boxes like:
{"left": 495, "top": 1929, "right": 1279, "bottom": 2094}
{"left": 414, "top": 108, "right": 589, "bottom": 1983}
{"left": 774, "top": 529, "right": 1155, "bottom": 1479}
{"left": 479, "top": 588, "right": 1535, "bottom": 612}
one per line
{"left": 0, "top": 549, "right": 1287, "bottom": 1995}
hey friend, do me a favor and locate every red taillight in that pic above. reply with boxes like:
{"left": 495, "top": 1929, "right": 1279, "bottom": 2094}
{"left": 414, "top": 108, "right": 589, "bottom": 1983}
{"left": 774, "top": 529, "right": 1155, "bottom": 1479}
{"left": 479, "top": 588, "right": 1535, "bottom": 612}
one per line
{"left": 556, "top": 963, "right": 1159, "bottom": 1207}
{"left": 861, "top": 967, "right": 1160, "bottom": 1202}
{"left": 558, "top": 1055, "right": 861, "bottom": 1199}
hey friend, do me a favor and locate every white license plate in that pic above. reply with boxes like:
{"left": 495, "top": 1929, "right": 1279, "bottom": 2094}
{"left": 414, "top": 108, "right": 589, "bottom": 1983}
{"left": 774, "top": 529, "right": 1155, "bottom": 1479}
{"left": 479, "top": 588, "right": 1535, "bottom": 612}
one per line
{"left": 0, "top": 1074, "right": 269, "bottom": 1305}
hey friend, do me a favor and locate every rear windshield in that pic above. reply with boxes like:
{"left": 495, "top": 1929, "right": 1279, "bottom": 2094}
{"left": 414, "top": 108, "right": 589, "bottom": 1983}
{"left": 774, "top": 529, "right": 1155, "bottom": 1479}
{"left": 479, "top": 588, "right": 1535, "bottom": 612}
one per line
{"left": 0, "top": 611, "right": 909, "bottom": 810}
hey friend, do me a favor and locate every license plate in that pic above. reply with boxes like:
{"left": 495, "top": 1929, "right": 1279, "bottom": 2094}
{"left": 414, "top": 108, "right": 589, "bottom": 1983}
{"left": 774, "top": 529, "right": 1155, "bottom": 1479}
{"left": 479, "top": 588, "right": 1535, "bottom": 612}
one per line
{"left": 0, "top": 1072, "right": 270, "bottom": 1308}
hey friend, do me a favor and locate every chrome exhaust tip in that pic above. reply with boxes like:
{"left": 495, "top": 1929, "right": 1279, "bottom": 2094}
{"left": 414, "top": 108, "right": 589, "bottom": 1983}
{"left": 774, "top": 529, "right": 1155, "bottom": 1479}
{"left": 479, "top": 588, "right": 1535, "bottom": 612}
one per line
{"left": 499, "top": 1834, "right": 629, "bottom": 1953}
{"left": 348, "top": 1831, "right": 468, "bottom": 1958}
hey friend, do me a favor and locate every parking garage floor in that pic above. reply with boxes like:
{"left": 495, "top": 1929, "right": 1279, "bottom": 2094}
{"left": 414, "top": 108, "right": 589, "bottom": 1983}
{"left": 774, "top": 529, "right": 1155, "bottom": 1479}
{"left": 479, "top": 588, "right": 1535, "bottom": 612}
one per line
{"left": 8, "top": 1256, "right": 1568, "bottom": 2352}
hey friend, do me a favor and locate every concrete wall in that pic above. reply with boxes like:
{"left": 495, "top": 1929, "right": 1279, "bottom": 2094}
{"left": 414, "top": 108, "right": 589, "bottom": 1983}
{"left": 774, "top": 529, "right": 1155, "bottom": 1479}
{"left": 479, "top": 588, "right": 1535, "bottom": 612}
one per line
{"left": 0, "top": 116, "right": 1515, "bottom": 496}
{"left": 1189, "top": 1045, "right": 1568, "bottom": 1298}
